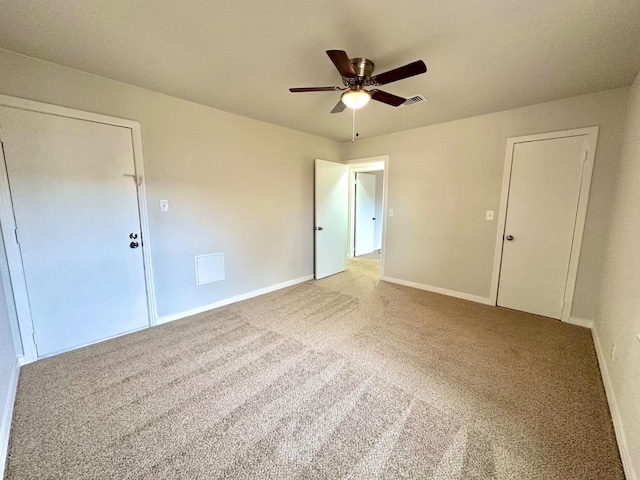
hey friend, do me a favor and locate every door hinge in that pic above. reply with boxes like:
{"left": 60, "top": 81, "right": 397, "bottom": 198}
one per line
{"left": 32, "top": 330, "right": 37, "bottom": 346}
{"left": 14, "top": 228, "right": 19, "bottom": 244}
{"left": 582, "top": 150, "right": 588, "bottom": 164}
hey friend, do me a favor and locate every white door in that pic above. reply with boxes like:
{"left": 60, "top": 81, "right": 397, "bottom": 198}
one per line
{"left": 0, "top": 106, "right": 150, "bottom": 357}
{"left": 314, "top": 159, "right": 348, "bottom": 279}
{"left": 497, "top": 135, "right": 588, "bottom": 319}
{"left": 354, "top": 172, "right": 376, "bottom": 256}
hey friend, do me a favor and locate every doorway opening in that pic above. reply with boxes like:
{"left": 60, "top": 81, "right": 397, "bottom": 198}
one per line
{"left": 312, "top": 156, "right": 388, "bottom": 280}
{"left": 347, "top": 157, "right": 387, "bottom": 275}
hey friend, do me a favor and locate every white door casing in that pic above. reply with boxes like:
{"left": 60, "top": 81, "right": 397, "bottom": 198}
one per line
{"left": 0, "top": 95, "right": 156, "bottom": 362}
{"left": 314, "top": 159, "right": 349, "bottom": 279}
{"left": 491, "top": 127, "right": 598, "bottom": 321}
{"left": 354, "top": 172, "right": 376, "bottom": 256}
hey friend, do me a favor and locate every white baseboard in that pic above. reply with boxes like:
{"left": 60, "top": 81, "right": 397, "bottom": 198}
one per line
{"left": 381, "top": 276, "right": 493, "bottom": 305}
{"left": 592, "top": 326, "right": 636, "bottom": 480}
{"left": 157, "top": 275, "right": 314, "bottom": 325}
{"left": 0, "top": 358, "right": 20, "bottom": 479}
{"left": 565, "top": 316, "right": 594, "bottom": 329}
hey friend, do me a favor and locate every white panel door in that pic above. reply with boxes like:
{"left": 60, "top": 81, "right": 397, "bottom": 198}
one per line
{"left": 497, "top": 135, "right": 588, "bottom": 319}
{"left": 314, "top": 159, "right": 348, "bottom": 279}
{"left": 0, "top": 106, "right": 149, "bottom": 357}
{"left": 354, "top": 172, "right": 376, "bottom": 256}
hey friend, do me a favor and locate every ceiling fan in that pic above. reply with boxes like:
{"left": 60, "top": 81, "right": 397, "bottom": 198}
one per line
{"left": 289, "top": 50, "right": 427, "bottom": 113}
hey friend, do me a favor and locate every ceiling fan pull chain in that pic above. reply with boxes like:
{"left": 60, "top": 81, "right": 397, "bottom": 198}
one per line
{"left": 352, "top": 108, "right": 356, "bottom": 143}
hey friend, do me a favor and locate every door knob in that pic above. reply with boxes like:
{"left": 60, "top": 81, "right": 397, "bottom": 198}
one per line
{"left": 372, "top": 217, "right": 376, "bottom": 220}
{"left": 315, "top": 226, "right": 324, "bottom": 231}
{"left": 129, "top": 233, "right": 138, "bottom": 239}
{"left": 505, "top": 235, "right": 514, "bottom": 241}
{"left": 130, "top": 241, "right": 139, "bottom": 249}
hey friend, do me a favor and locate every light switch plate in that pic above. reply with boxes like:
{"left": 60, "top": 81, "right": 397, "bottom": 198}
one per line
{"left": 388, "top": 209, "right": 394, "bottom": 217}
{"left": 160, "top": 199, "right": 169, "bottom": 212}
{"left": 485, "top": 210, "right": 494, "bottom": 221}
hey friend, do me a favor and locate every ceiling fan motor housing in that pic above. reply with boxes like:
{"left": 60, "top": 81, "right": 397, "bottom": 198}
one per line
{"left": 345, "top": 58, "right": 374, "bottom": 86}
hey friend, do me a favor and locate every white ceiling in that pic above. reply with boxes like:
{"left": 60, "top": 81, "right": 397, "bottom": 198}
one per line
{"left": 1, "top": 0, "right": 639, "bottom": 142}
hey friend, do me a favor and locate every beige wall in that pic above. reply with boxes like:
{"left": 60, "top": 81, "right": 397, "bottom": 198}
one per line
{"left": 0, "top": 50, "right": 340, "bottom": 318}
{"left": 341, "top": 89, "right": 629, "bottom": 319}
{"left": 594, "top": 72, "right": 640, "bottom": 478}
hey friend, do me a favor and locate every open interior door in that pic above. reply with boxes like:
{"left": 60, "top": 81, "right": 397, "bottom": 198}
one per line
{"left": 314, "top": 159, "right": 348, "bottom": 279}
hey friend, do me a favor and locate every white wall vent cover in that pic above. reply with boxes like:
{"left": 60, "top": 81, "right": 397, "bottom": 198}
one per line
{"left": 400, "top": 94, "right": 427, "bottom": 107}
{"left": 195, "top": 253, "right": 225, "bottom": 285}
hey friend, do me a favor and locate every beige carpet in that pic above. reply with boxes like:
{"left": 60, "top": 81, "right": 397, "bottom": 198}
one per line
{"left": 355, "top": 250, "right": 381, "bottom": 261}
{"left": 5, "top": 257, "right": 623, "bottom": 479}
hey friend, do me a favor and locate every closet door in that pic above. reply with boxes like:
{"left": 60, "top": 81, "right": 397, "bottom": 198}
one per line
{"left": 497, "top": 134, "right": 588, "bottom": 319}
{"left": 0, "top": 106, "right": 149, "bottom": 357}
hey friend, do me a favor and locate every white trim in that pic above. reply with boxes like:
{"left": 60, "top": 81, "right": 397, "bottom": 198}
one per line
{"left": 489, "top": 127, "right": 599, "bottom": 322}
{"left": 344, "top": 156, "right": 389, "bottom": 276}
{"left": 592, "top": 326, "right": 637, "bottom": 480}
{"left": 130, "top": 124, "right": 158, "bottom": 327}
{"left": 565, "top": 316, "right": 594, "bottom": 329}
{"left": 0, "top": 94, "right": 141, "bottom": 128}
{"left": 0, "top": 94, "right": 157, "bottom": 361}
{"left": 381, "top": 275, "right": 493, "bottom": 305}
{"left": 0, "top": 358, "right": 20, "bottom": 479}
{"left": 157, "top": 275, "right": 314, "bottom": 325}
{"left": 0, "top": 123, "right": 38, "bottom": 361}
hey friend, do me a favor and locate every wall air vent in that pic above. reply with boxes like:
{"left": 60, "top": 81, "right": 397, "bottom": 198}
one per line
{"left": 400, "top": 94, "right": 427, "bottom": 107}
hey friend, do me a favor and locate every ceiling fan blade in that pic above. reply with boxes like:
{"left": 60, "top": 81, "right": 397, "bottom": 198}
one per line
{"left": 370, "top": 60, "right": 427, "bottom": 86}
{"left": 331, "top": 99, "right": 347, "bottom": 114}
{"left": 371, "top": 89, "right": 406, "bottom": 107}
{"left": 326, "top": 50, "right": 356, "bottom": 78}
{"left": 289, "top": 86, "right": 343, "bottom": 92}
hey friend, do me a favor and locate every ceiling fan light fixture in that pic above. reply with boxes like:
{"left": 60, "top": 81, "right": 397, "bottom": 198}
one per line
{"left": 341, "top": 88, "right": 371, "bottom": 109}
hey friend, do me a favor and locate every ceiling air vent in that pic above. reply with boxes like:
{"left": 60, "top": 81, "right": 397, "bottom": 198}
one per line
{"left": 400, "top": 94, "right": 427, "bottom": 107}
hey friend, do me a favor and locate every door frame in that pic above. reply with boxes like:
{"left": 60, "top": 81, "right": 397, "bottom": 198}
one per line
{"left": 0, "top": 94, "right": 157, "bottom": 363}
{"left": 345, "top": 156, "right": 388, "bottom": 274}
{"left": 489, "top": 126, "right": 599, "bottom": 322}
